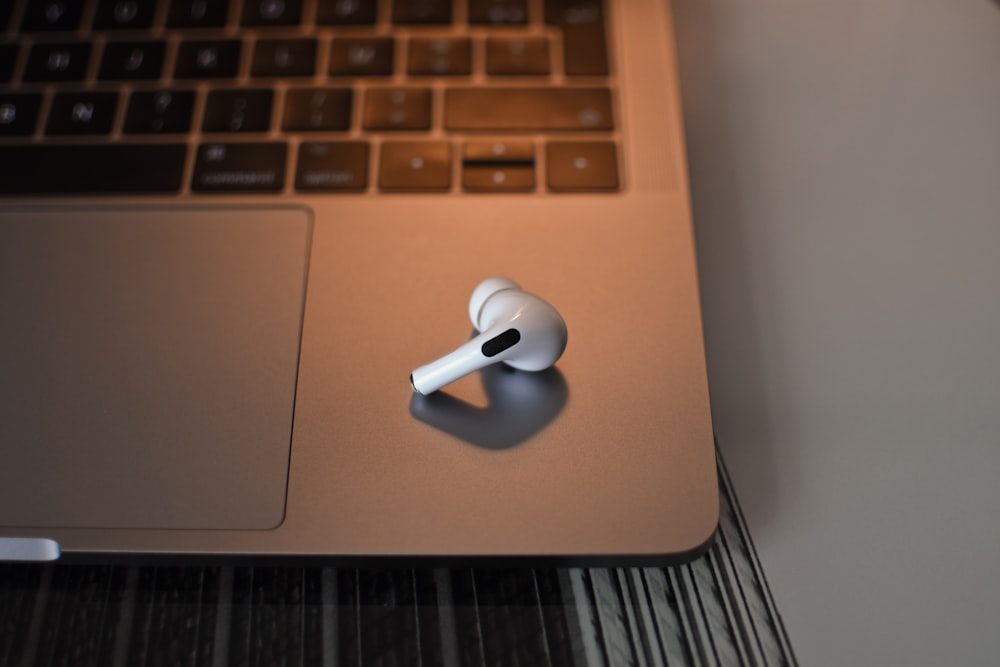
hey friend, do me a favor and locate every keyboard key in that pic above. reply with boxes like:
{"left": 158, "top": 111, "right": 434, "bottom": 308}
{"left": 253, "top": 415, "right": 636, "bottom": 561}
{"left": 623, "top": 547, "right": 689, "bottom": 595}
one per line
{"left": 0, "top": 144, "right": 187, "bottom": 194}
{"left": 543, "top": 0, "right": 601, "bottom": 25}
{"left": 202, "top": 89, "right": 273, "bottom": 132}
{"left": 99, "top": 41, "right": 166, "bottom": 80}
{"left": 167, "top": 0, "right": 229, "bottom": 28}
{"left": 23, "top": 42, "right": 91, "bottom": 82}
{"left": 316, "top": 0, "right": 376, "bottom": 25}
{"left": 282, "top": 88, "right": 352, "bottom": 131}
{"left": 295, "top": 141, "right": 368, "bottom": 192}
{"left": 408, "top": 38, "right": 471, "bottom": 76}
{"left": 124, "top": 90, "right": 196, "bottom": 134}
{"left": 21, "top": 0, "right": 85, "bottom": 31}
{"left": 175, "top": 40, "right": 241, "bottom": 78}
{"left": 445, "top": 88, "right": 612, "bottom": 131}
{"left": 463, "top": 140, "right": 534, "bottom": 163}
{"left": 486, "top": 37, "right": 549, "bottom": 76}
{"left": 192, "top": 142, "right": 287, "bottom": 192}
{"left": 0, "top": 44, "right": 17, "bottom": 83}
{"left": 561, "top": 23, "right": 608, "bottom": 76}
{"left": 469, "top": 0, "right": 527, "bottom": 25}
{"left": 329, "top": 38, "right": 393, "bottom": 76}
{"left": 93, "top": 0, "right": 157, "bottom": 30}
{"left": 252, "top": 38, "right": 316, "bottom": 78}
{"left": 392, "top": 0, "right": 451, "bottom": 24}
{"left": 463, "top": 165, "right": 534, "bottom": 192}
{"left": 363, "top": 88, "right": 431, "bottom": 131}
{"left": 0, "top": 94, "right": 43, "bottom": 137}
{"left": 462, "top": 140, "right": 535, "bottom": 192}
{"left": 379, "top": 141, "right": 451, "bottom": 191}
{"left": 46, "top": 92, "right": 119, "bottom": 135}
{"left": 546, "top": 141, "right": 618, "bottom": 191}
{"left": 241, "top": 0, "right": 302, "bottom": 27}
{"left": 544, "top": 0, "right": 608, "bottom": 76}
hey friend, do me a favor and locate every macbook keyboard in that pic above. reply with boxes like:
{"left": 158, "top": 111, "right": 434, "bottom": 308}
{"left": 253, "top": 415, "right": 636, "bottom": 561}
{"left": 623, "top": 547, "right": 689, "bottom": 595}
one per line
{"left": 0, "top": 0, "right": 620, "bottom": 195}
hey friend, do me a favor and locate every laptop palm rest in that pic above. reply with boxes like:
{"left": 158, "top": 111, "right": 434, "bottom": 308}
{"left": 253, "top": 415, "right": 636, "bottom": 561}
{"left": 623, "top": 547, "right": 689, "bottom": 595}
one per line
{"left": 0, "top": 206, "right": 310, "bottom": 531}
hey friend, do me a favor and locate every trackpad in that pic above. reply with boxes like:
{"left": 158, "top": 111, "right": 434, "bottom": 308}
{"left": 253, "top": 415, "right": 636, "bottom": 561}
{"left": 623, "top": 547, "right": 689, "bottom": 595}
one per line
{"left": 0, "top": 206, "right": 311, "bottom": 530}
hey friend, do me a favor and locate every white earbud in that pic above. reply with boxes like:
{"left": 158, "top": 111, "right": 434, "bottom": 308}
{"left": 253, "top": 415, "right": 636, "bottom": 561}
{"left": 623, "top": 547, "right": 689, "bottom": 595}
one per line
{"left": 410, "top": 277, "right": 568, "bottom": 395}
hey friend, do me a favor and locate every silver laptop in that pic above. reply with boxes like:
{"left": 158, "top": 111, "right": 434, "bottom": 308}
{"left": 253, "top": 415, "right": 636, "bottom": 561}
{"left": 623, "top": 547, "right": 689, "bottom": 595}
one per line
{"left": 0, "top": 0, "right": 717, "bottom": 564}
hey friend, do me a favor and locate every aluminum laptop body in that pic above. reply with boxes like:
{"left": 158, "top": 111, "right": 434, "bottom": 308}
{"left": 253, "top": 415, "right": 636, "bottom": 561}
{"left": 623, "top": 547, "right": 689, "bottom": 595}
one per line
{"left": 0, "top": 0, "right": 717, "bottom": 564}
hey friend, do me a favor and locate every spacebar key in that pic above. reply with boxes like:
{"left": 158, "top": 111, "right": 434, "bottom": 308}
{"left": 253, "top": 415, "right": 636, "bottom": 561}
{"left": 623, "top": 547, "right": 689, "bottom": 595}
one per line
{"left": 445, "top": 88, "right": 613, "bottom": 131}
{"left": 0, "top": 144, "right": 186, "bottom": 195}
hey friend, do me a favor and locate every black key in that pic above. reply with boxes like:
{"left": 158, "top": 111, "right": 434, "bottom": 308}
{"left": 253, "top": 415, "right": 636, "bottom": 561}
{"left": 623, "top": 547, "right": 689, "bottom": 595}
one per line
{"left": 462, "top": 140, "right": 534, "bottom": 192}
{"left": 192, "top": 142, "right": 287, "bottom": 192}
{"left": 175, "top": 40, "right": 241, "bottom": 78}
{"left": 485, "top": 37, "right": 550, "bottom": 76}
{"left": 124, "top": 90, "right": 196, "bottom": 134}
{"left": 23, "top": 42, "right": 91, "bottom": 82}
{"left": 329, "top": 38, "right": 393, "bottom": 76}
{"left": 463, "top": 140, "right": 534, "bottom": 163}
{"left": 546, "top": 141, "right": 618, "bottom": 191}
{"left": 0, "top": 144, "right": 187, "bottom": 194}
{"left": 241, "top": 0, "right": 302, "bottom": 27}
{"left": 463, "top": 165, "right": 534, "bottom": 192}
{"left": 167, "top": 0, "right": 230, "bottom": 28}
{"left": 392, "top": 0, "right": 451, "bottom": 24}
{"left": 444, "top": 88, "right": 612, "bottom": 131}
{"left": 99, "top": 41, "right": 166, "bottom": 80}
{"left": 0, "top": 94, "right": 43, "bottom": 136}
{"left": 407, "top": 38, "right": 471, "bottom": 76}
{"left": 468, "top": 0, "right": 527, "bottom": 25}
{"left": 46, "top": 92, "right": 119, "bottom": 135}
{"left": 92, "top": 0, "right": 157, "bottom": 30}
{"left": 544, "top": 0, "right": 607, "bottom": 75}
{"left": 363, "top": 88, "right": 431, "bottom": 131}
{"left": 282, "top": 88, "right": 352, "bottom": 131}
{"left": 543, "top": 0, "right": 601, "bottom": 25}
{"left": 0, "top": 44, "right": 17, "bottom": 83}
{"left": 21, "top": 0, "right": 85, "bottom": 31}
{"left": 203, "top": 89, "right": 273, "bottom": 132}
{"left": 379, "top": 141, "right": 451, "bottom": 191}
{"left": 252, "top": 38, "right": 316, "bottom": 78}
{"left": 296, "top": 141, "right": 368, "bottom": 191}
{"left": 561, "top": 23, "right": 607, "bottom": 76}
{"left": 316, "top": 0, "right": 376, "bottom": 25}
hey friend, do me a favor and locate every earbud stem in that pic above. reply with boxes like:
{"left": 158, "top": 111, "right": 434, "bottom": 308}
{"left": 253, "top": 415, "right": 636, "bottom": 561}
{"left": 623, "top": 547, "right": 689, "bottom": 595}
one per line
{"left": 410, "top": 327, "right": 511, "bottom": 395}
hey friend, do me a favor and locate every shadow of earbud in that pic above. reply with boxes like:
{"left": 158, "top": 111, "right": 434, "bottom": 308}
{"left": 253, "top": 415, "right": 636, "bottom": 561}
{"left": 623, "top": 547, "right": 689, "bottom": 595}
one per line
{"left": 409, "top": 364, "right": 569, "bottom": 450}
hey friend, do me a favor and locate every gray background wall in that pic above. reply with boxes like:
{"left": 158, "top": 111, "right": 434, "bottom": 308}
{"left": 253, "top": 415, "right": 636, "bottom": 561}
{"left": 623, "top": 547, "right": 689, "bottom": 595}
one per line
{"left": 673, "top": 0, "right": 1000, "bottom": 663}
